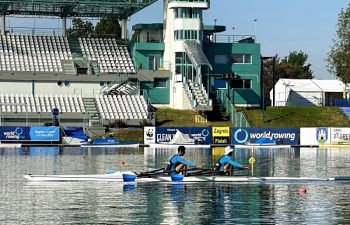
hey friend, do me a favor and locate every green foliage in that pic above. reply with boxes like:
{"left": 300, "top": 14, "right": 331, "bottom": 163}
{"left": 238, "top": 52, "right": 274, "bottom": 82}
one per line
{"left": 237, "top": 106, "right": 350, "bottom": 127}
{"left": 326, "top": 3, "right": 350, "bottom": 83}
{"left": 139, "top": 119, "right": 153, "bottom": 127}
{"left": 262, "top": 51, "right": 314, "bottom": 99}
{"left": 130, "top": 30, "right": 140, "bottom": 44}
{"left": 67, "top": 18, "right": 94, "bottom": 38}
{"left": 94, "top": 18, "right": 121, "bottom": 38}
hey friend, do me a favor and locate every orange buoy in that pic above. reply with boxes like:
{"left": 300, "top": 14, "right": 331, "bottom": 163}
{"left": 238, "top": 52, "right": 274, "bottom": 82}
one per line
{"left": 299, "top": 187, "right": 307, "bottom": 194}
{"left": 121, "top": 161, "right": 125, "bottom": 165}
{"left": 291, "top": 155, "right": 294, "bottom": 159}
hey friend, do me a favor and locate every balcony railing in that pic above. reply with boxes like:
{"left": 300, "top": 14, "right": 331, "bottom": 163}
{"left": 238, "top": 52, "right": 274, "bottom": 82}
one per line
{"left": 137, "top": 34, "right": 163, "bottom": 43}
{"left": 204, "top": 35, "right": 256, "bottom": 44}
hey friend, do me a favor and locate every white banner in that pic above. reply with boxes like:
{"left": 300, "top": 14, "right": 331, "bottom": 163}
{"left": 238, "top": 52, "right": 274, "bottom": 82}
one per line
{"left": 300, "top": 127, "right": 331, "bottom": 145}
{"left": 143, "top": 126, "right": 155, "bottom": 144}
{"left": 330, "top": 128, "right": 350, "bottom": 142}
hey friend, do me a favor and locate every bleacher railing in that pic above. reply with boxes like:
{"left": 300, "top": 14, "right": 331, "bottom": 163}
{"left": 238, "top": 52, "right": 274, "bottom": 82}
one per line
{"left": 216, "top": 90, "right": 250, "bottom": 127}
{"left": 0, "top": 113, "right": 63, "bottom": 127}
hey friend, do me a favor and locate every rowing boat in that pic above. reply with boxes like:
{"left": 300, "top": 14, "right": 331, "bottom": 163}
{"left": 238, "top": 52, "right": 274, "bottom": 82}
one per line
{"left": 23, "top": 173, "right": 350, "bottom": 183}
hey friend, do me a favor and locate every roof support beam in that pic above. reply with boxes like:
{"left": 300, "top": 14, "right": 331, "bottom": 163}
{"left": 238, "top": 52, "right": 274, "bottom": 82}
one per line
{"left": 61, "top": 3, "right": 78, "bottom": 17}
{"left": 0, "top": 2, "right": 10, "bottom": 15}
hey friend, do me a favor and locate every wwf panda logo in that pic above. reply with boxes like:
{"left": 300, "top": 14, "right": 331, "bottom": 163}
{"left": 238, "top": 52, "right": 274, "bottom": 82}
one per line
{"left": 146, "top": 129, "right": 153, "bottom": 137}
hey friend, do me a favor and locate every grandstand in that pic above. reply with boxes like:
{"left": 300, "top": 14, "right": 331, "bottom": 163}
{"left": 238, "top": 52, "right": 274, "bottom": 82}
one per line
{"left": 0, "top": 0, "right": 158, "bottom": 133}
{"left": 0, "top": 0, "right": 262, "bottom": 133}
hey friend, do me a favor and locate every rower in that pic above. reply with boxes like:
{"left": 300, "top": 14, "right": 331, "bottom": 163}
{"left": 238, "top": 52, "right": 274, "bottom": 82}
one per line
{"left": 166, "top": 145, "right": 203, "bottom": 175}
{"left": 216, "top": 146, "right": 250, "bottom": 176}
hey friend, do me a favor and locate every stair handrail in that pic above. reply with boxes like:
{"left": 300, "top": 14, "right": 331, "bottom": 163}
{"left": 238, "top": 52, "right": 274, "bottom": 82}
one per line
{"left": 216, "top": 90, "right": 250, "bottom": 127}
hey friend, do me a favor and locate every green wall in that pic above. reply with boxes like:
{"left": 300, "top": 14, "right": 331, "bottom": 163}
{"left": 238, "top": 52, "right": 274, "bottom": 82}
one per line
{"left": 132, "top": 49, "right": 164, "bottom": 70}
{"left": 204, "top": 42, "right": 261, "bottom": 105}
{"left": 140, "top": 79, "right": 170, "bottom": 104}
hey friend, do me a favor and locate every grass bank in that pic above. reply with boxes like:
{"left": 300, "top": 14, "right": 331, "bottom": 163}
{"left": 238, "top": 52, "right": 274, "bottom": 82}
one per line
{"left": 106, "top": 106, "right": 350, "bottom": 143}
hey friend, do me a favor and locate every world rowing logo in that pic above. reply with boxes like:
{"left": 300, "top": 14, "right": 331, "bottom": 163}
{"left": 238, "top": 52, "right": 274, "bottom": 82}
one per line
{"left": 201, "top": 129, "right": 209, "bottom": 137}
{"left": 234, "top": 128, "right": 249, "bottom": 144}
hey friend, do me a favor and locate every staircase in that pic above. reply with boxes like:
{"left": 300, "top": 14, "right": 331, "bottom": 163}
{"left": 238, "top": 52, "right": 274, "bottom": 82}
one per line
{"left": 82, "top": 98, "right": 100, "bottom": 125}
{"left": 90, "top": 60, "right": 100, "bottom": 75}
{"left": 184, "top": 80, "right": 212, "bottom": 111}
{"left": 61, "top": 59, "right": 77, "bottom": 75}
{"left": 100, "top": 74, "right": 130, "bottom": 95}
{"left": 193, "top": 82, "right": 208, "bottom": 105}
{"left": 68, "top": 37, "right": 83, "bottom": 56}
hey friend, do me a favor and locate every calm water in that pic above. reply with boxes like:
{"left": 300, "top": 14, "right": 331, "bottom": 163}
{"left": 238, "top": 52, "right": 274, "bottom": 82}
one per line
{"left": 1, "top": 146, "right": 350, "bottom": 224}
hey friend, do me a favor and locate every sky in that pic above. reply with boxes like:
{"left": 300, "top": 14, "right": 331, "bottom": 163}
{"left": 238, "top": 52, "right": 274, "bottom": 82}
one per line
{"left": 4, "top": 0, "right": 349, "bottom": 80}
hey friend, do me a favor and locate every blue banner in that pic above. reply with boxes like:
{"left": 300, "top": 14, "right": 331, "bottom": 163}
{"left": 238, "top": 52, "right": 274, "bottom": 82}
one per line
{"left": 231, "top": 127, "right": 298, "bottom": 145}
{"left": 0, "top": 126, "right": 60, "bottom": 141}
{"left": 155, "top": 127, "right": 212, "bottom": 145}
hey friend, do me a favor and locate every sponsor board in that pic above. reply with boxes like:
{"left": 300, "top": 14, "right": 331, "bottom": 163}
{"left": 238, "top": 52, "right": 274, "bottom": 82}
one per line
{"left": 153, "top": 127, "right": 212, "bottom": 145}
{"left": 195, "top": 115, "right": 207, "bottom": 123}
{"left": 0, "top": 126, "right": 60, "bottom": 141}
{"left": 231, "top": 127, "right": 298, "bottom": 145}
{"left": 212, "top": 127, "right": 230, "bottom": 137}
{"left": 300, "top": 127, "right": 330, "bottom": 145}
{"left": 300, "top": 127, "right": 350, "bottom": 145}
{"left": 144, "top": 126, "right": 156, "bottom": 144}
{"left": 212, "top": 127, "right": 231, "bottom": 145}
{"left": 330, "top": 128, "right": 350, "bottom": 141}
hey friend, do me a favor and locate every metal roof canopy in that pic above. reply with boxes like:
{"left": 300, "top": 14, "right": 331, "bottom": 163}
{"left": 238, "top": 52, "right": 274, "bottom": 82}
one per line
{"left": 0, "top": 0, "right": 158, "bottom": 19}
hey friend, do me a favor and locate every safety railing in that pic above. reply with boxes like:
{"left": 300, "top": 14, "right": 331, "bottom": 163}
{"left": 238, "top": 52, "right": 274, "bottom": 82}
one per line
{"left": 216, "top": 90, "right": 250, "bottom": 127}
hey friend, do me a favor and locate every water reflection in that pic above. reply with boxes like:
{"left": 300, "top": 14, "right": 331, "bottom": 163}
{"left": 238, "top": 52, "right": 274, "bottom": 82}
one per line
{"left": 1, "top": 147, "right": 350, "bottom": 224}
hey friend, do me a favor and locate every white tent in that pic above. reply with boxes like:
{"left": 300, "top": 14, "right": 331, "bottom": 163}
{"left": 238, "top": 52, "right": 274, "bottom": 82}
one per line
{"left": 270, "top": 79, "right": 348, "bottom": 106}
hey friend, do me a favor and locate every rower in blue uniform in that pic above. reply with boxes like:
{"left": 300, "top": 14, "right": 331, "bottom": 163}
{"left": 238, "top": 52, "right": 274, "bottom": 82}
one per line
{"left": 216, "top": 146, "right": 250, "bottom": 176}
{"left": 166, "top": 146, "right": 203, "bottom": 175}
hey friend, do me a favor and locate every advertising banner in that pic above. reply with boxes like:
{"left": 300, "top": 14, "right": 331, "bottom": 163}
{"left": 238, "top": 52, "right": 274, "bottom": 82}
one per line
{"left": 300, "top": 127, "right": 331, "bottom": 145}
{"left": 148, "top": 127, "right": 212, "bottom": 145}
{"left": 330, "top": 128, "right": 350, "bottom": 142}
{"left": 231, "top": 127, "right": 298, "bottom": 145}
{"left": 144, "top": 126, "right": 156, "bottom": 144}
{"left": 212, "top": 127, "right": 231, "bottom": 145}
{"left": 0, "top": 126, "right": 60, "bottom": 141}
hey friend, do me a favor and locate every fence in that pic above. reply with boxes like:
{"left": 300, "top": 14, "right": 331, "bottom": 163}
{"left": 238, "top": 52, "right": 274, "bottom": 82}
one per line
{"left": 216, "top": 90, "right": 250, "bottom": 127}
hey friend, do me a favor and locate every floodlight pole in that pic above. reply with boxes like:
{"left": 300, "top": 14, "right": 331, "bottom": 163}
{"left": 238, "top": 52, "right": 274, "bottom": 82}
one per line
{"left": 214, "top": 19, "right": 217, "bottom": 43}
{"left": 254, "top": 19, "right": 257, "bottom": 42}
{"left": 232, "top": 27, "right": 235, "bottom": 43}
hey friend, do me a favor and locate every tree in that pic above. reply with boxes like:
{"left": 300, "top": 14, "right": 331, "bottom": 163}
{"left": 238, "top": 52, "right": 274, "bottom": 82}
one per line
{"left": 94, "top": 18, "right": 121, "bottom": 39}
{"left": 262, "top": 51, "right": 314, "bottom": 99}
{"left": 66, "top": 18, "right": 94, "bottom": 38}
{"left": 326, "top": 3, "right": 350, "bottom": 83}
{"left": 129, "top": 30, "right": 140, "bottom": 44}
